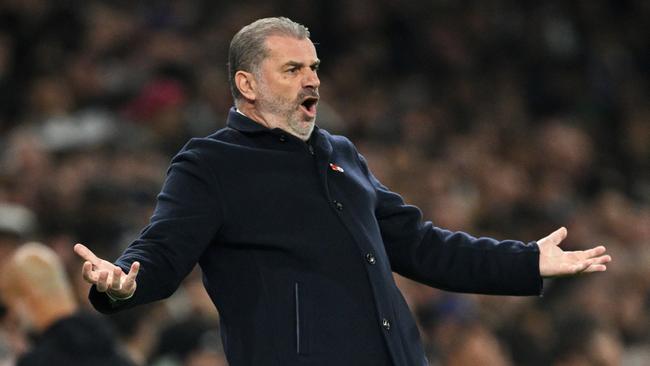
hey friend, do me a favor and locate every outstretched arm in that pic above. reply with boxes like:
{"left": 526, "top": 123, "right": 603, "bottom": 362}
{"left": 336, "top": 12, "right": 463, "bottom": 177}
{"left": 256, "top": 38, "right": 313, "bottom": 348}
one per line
{"left": 537, "top": 227, "right": 611, "bottom": 277}
{"left": 353, "top": 145, "right": 611, "bottom": 295}
{"left": 74, "top": 145, "right": 222, "bottom": 313}
{"left": 74, "top": 243, "right": 140, "bottom": 300}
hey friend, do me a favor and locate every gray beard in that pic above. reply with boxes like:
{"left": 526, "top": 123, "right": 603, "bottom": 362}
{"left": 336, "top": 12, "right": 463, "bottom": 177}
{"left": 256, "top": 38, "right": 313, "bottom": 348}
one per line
{"left": 256, "top": 88, "right": 317, "bottom": 139}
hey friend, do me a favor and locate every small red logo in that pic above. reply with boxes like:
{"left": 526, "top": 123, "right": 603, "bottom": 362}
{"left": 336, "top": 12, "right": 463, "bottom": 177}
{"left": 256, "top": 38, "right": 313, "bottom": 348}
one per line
{"left": 329, "top": 163, "right": 344, "bottom": 173}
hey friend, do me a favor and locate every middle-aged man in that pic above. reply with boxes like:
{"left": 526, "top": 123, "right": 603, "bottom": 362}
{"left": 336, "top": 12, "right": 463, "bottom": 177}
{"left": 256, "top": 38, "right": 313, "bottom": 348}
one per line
{"left": 73, "top": 17, "right": 611, "bottom": 366}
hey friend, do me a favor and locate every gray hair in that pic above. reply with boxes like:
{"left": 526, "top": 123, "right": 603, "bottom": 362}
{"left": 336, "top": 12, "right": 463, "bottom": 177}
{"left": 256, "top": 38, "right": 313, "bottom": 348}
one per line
{"left": 228, "top": 17, "right": 310, "bottom": 102}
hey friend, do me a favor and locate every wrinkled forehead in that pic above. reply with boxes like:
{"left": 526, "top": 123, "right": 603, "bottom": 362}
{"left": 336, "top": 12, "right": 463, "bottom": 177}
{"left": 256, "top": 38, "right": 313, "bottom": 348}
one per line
{"left": 262, "top": 35, "right": 318, "bottom": 64}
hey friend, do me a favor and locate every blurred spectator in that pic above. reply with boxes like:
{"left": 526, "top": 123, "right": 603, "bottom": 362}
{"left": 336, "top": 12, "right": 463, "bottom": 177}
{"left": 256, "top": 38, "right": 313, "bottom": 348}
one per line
{"left": 0, "top": 242, "right": 133, "bottom": 366}
{"left": 0, "top": 203, "right": 36, "bottom": 366}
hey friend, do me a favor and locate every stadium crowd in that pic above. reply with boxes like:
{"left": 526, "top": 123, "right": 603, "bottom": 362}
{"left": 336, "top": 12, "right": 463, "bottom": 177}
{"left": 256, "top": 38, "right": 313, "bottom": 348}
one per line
{"left": 0, "top": 1, "right": 648, "bottom": 365}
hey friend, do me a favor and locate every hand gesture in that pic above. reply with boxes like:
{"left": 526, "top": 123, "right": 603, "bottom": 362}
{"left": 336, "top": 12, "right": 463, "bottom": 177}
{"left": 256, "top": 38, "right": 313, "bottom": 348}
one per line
{"left": 73, "top": 243, "right": 140, "bottom": 300}
{"left": 538, "top": 227, "right": 611, "bottom": 277}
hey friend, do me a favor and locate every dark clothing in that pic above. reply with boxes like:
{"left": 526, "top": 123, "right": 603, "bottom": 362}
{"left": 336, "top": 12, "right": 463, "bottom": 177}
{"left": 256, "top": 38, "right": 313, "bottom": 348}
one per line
{"left": 18, "top": 312, "right": 133, "bottom": 366}
{"left": 90, "top": 108, "right": 542, "bottom": 366}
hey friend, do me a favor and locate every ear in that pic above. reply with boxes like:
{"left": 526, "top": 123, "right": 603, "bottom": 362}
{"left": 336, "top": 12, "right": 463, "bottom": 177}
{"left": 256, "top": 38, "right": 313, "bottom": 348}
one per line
{"left": 235, "top": 71, "right": 257, "bottom": 101}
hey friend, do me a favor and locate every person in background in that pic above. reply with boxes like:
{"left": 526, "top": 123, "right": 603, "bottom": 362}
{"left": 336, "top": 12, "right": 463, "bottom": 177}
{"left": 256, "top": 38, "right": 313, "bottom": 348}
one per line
{"left": 0, "top": 242, "right": 134, "bottom": 366}
{"left": 0, "top": 203, "right": 37, "bottom": 366}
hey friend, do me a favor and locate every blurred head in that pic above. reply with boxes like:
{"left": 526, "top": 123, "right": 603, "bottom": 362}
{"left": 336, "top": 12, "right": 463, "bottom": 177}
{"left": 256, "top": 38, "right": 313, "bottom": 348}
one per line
{"left": 229, "top": 17, "right": 320, "bottom": 140}
{"left": 0, "top": 242, "right": 77, "bottom": 333}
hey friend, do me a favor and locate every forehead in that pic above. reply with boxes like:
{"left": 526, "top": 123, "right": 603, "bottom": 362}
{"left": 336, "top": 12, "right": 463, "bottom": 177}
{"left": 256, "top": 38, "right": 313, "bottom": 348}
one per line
{"left": 263, "top": 35, "right": 318, "bottom": 64}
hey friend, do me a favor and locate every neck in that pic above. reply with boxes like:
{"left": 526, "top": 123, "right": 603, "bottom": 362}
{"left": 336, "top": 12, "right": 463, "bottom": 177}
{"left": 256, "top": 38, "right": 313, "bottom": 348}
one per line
{"left": 236, "top": 102, "right": 311, "bottom": 141}
{"left": 236, "top": 103, "right": 276, "bottom": 130}
{"left": 29, "top": 294, "right": 78, "bottom": 333}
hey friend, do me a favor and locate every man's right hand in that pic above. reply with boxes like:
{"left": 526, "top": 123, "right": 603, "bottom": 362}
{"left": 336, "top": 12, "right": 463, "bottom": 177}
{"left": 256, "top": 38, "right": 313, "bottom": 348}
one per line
{"left": 73, "top": 243, "right": 140, "bottom": 300}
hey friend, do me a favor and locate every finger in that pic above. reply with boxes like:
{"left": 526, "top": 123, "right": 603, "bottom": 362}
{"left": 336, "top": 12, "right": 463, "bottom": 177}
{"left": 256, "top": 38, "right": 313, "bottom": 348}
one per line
{"left": 591, "top": 254, "right": 612, "bottom": 265}
{"left": 539, "top": 227, "right": 568, "bottom": 248}
{"left": 549, "top": 227, "right": 568, "bottom": 246}
{"left": 122, "top": 262, "right": 140, "bottom": 292}
{"left": 570, "top": 258, "right": 595, "bottom": 274}
{"left": 579, "top": 246, "right": 607, "bottom": 260}
{"left": 82, "top": 261, "right": 97, "bottom": 283}
{"left": 567, "top": 254, "right": 611, "bottom": 275}
{"left": 124, "top": 262, "right": 140, "bottom": 284}
{"left": 582, "top": 264, "right": 607, "bottom": 273}
{"left": 111, "top": 266, "right": 123, "bottom": 290}
{"left": 574, "top": 255, "right": 611, "bottom": 273}
{"left": 74, "top": 243, "right": 100, "bottom": 266}
{"left": 573, "top": 254, "right": 611, "bottom": 266}
{"left": 96, "top": 270, "right": 110, "bottom": 292}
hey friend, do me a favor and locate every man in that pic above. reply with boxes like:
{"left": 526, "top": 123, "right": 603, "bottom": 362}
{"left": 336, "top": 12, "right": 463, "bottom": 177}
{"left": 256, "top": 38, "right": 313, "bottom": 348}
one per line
{"left": 1, "top": 243, "right": 133, "bottom": 366}
{"left": 74, "top": 17, "right": 611, "bottom": 366}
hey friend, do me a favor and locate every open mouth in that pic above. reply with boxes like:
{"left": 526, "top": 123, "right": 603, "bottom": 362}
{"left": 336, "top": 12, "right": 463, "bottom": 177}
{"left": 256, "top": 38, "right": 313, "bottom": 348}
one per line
{"left": 300, "top": 97, "right": 319, "bottom": 117}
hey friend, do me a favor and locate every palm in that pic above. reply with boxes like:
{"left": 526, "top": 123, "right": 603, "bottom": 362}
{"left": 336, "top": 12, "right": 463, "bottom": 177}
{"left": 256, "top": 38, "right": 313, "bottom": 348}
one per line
{"left": 74, "top": 243, "right": 140, "bottom": 299}
{"left": 538, "top": 227, "right": 611, "bottom": 277}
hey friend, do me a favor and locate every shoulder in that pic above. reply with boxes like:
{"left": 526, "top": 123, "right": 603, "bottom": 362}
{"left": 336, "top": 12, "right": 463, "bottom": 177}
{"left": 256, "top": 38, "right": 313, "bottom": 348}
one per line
{"left": 318, "top": 128, "right": 359, "bottom": 154}
{"left": 175, "top": 127, "right": 249, "bottom": 159}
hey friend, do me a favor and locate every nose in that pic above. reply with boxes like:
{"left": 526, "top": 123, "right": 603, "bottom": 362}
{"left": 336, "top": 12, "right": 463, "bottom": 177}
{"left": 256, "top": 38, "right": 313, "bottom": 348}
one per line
{"left": 303, "top": 68, "right": 320, "bottom": 89}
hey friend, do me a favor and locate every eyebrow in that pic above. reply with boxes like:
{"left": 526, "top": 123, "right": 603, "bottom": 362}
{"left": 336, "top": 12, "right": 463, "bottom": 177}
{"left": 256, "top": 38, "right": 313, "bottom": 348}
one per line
{"left": 284, "top": 60, "right": 321, "bottom": 69}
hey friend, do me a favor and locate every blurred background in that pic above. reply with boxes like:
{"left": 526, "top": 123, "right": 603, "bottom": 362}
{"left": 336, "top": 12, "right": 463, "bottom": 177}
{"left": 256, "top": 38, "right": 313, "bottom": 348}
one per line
{"left": 0, "top": 0, "right": 648, "bottom": 365}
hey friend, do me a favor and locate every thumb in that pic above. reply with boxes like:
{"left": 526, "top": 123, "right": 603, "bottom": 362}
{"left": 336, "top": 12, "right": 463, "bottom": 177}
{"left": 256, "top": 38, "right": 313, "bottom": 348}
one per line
{"left": 540, "top": 227, "right": 568, "bottom": 247}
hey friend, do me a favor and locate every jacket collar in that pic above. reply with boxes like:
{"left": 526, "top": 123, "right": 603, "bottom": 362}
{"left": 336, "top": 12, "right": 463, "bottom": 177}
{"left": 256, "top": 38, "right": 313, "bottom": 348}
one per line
{"left": 225, "top": 106, "right": 322, "bottom": 140}
{"left": 226, "top": 107, "right": 270, "bottom": 133}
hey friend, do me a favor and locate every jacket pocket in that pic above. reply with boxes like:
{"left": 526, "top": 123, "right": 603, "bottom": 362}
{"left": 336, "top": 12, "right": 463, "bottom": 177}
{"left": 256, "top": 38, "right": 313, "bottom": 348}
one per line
{"left": 294, "top": 282, "right": 310, "bottom": 355}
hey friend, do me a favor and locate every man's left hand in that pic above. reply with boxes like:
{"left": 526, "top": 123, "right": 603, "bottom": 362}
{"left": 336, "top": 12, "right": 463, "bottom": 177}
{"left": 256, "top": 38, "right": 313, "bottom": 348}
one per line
{"left": 538, "top": 227, "right": 611, "bottom": 277}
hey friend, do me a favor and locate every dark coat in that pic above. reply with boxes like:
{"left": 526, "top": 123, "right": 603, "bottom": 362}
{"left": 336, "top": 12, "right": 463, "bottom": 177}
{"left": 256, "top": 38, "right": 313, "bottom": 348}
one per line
{"left": 90, "top": 108, "right": 542, "bottom": 366}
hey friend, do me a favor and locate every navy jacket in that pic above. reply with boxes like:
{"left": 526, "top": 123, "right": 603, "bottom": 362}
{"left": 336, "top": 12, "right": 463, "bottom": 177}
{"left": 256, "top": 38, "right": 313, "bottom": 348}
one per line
{"left": 90, "top": 108, "right": 542, "bottom": 366}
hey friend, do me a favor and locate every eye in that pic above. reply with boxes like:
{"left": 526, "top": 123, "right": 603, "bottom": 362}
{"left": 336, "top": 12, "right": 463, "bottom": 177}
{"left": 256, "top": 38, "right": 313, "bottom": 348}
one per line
{"left": 287, "top": 67, "right": 299, "bottom": 74}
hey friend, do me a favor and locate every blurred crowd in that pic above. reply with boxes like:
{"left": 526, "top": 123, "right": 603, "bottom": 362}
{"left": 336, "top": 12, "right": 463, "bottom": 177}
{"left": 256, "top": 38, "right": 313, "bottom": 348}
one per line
{"left": 0, "top": 0, "right": 648, "bottom": 365}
